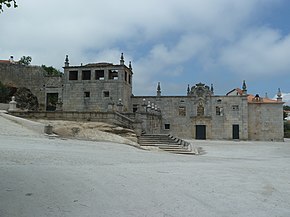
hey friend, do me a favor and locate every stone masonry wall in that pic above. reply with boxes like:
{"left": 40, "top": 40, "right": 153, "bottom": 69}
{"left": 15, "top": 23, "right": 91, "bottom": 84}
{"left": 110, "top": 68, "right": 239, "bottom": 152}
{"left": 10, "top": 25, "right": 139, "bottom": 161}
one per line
{"left": 0, "top": 63, "right": 60, "bottom": 110}
{"left": 132, "top": 95, "right": 249, "bottom": 140}
{"left": 248, "top": 103, "right": 284, "bottom": 141}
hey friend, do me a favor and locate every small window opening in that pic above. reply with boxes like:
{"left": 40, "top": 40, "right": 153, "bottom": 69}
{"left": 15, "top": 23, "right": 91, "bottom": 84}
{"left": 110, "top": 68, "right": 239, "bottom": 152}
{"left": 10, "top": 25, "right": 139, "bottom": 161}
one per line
{"left": 164, "top": 124, "right": 170, "bottom": 130}
{"left": 84, "top": 92, "right": 90, "bottom": 98}
{"left": 133, "top": 104, "right": 138, "bottom": 113}
{"left": 103, "top": 91, "right": 110, "bottom": 98}
{"left": 216, "top": 106, "right": 221, "bottom": 115}
{"left": 95, "top": 70, "right": 105, "bottom": 80}
{"left": 69, "top": 71, "right": 78, "bottom": 80}
{"left": 82, "top": 70, "right": 91, "bottom": 80}
{"left": 109, "top": 70, "right": 118, "bottom": 80}
{"left": 179, "top": 107, "right": 186, "bottom": 116}
{"left": 125, "top": 71, "right": 128, "bottom": 82}
{"left": 232, "top": 105, "right": 239, "bottom": 111}
{"left": 129, "top": 74, "right": 132, "bottom": 84}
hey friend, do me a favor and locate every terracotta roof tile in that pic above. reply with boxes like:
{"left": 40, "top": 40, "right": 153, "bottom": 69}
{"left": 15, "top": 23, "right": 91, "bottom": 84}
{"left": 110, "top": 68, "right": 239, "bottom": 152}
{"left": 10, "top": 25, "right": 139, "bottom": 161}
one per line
{"left": 0, "top": 60, "right": 11, "bottom": 64}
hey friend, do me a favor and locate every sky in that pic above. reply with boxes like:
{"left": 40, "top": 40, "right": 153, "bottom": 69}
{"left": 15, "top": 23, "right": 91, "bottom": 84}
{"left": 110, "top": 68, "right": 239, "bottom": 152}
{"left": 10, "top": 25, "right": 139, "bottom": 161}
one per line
{"left": 1, "top": 0, "right": 290, "bottom": 104}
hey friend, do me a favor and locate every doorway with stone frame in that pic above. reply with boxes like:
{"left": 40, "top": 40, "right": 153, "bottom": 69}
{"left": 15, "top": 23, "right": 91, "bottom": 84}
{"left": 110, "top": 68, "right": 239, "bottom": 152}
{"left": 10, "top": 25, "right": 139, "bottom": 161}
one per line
{"left": 196, "top": 125, "right": 206, "bottom": 140}
{"left": 46, "top": 93, "right": 58, "bottom": 111}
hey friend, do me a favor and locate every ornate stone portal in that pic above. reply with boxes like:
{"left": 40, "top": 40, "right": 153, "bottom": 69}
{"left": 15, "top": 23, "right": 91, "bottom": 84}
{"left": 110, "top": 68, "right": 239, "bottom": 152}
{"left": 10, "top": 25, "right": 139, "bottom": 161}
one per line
{"left": 188, "top": 83, "right": 213, "bottom": 117}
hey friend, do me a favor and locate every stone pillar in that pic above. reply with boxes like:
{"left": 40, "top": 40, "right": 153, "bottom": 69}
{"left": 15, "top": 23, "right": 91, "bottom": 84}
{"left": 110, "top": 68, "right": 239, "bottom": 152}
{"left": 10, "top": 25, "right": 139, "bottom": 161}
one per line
{"left": 8, "top": 96, "right": 17, "bottom": 112}
{"left": 142, "top": 99, "right": 147, "bottom": 112}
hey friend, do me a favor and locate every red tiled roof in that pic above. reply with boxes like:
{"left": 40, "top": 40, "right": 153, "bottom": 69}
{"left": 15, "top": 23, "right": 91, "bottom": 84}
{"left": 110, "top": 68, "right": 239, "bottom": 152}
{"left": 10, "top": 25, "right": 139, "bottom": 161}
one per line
{"left": 226, "top": 88, "right": 244, "bottom": 96}
{"left": 0, "top": 60, "right": 11, "bottom": 64}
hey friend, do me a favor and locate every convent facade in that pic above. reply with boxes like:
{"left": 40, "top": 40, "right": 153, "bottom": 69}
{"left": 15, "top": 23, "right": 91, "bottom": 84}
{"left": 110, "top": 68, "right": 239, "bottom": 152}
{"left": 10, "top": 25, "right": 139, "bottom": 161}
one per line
{"left": 0, "top": 54, "right": 284, "bottom": 141}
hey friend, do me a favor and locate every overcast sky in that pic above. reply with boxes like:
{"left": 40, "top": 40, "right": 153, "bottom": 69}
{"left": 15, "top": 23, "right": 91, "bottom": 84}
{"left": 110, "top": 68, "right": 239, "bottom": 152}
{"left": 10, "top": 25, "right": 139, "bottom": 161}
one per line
{"left": 1, "top": 0, "right": 290, "bottom": 104}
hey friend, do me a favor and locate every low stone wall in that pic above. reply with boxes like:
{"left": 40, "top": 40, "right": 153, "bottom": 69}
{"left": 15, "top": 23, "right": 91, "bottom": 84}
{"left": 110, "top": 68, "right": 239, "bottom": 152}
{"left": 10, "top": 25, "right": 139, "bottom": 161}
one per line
{"left": 0, "top": 103, "right": 9, "bottom": 110}
{"left": 1, "top": 112, "right": 45, "bottom": 134}
{"left": 8, "top": 111, "right": 163, "bottom": 136}
{"left": 9, "top": 111, "right": 135, "bottom": 129}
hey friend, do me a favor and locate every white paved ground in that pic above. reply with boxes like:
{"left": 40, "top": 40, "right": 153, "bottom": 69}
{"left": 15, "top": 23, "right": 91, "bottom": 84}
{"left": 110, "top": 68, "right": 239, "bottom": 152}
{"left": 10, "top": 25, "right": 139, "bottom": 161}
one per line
{"left": 0, "top": 115, "right": 290, "bottom": 217}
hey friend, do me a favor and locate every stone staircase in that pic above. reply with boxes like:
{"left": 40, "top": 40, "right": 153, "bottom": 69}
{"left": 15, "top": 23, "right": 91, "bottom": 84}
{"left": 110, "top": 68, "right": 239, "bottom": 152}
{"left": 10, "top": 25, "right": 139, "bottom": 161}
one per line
{"left": 138, "top": 134, "right": 199, "bottom": 155}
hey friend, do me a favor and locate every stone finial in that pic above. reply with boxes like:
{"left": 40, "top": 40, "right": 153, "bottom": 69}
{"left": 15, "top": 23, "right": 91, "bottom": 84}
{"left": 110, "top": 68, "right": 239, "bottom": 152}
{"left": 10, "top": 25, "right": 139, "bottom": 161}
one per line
{"left": 9, "top": 56, "right": 14, "bottom": 63}
{"left": 210, "top": 84, "right": 214, "bottom": 94}
{"left": 147, "top": 100, "right": 151, "bottom": 112}
{"left": 142, "top": 99, "right": 147, "bottom": 112}
{"left": 242, "top": 80, "right": 247, "bottom": 95}
{"left": 129, "top": 61, "right": 132, "bottom": 70}
{"left": 187, "top": 84, "right": 190, "bottom": 95}
{"left": 265, "top": 92, "right": 268, "bottom": 98}
{"left": 277, "top": 88, "right": 282, "bottom": 102}
{"left": 120, "top": 53, "right": 125, "bottom": 65}
{"left": 157, "top": 82, "right": 161, "bottom": 97}
{"left": 64, "top": 55, "right": 69, "bottom": 67}
{"left": 8, "top": 96, "right": 17, "bottom": 112}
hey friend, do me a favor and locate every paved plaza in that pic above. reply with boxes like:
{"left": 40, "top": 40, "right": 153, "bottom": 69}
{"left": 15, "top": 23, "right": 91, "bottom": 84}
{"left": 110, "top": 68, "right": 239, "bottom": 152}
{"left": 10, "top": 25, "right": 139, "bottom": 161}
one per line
{"left": 0, "top": 115, "right": 290, "bottom": 217}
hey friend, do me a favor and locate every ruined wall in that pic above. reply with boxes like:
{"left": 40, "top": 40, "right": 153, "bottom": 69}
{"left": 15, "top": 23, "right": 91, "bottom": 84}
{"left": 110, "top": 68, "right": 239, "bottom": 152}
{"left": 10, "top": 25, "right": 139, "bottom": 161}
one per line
{"left": 0, "top": 63, "right": 63, "bottom": 110}
{"left": 248, "top": 103, "right": 284, "bottom": 141}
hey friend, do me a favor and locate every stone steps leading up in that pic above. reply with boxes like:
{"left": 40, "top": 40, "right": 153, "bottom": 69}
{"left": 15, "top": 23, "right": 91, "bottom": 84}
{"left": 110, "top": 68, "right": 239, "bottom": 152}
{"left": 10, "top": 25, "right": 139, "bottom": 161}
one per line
{"left": 138, "top": 134, "right": 198, "bottom": 155}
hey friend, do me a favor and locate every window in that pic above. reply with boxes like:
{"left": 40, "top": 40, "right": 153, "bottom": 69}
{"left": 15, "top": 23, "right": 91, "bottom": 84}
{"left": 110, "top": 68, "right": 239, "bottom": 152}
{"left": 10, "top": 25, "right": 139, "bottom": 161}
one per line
{"left": 95, "top": 70, "right": 105, "bottom": 80}
{"left": 232, "top": 105, "right": 239, "bottom": 111}
{"left": 69, "top": 71, "right": 78, "bottom": 80}
{"left": 125, "top": 71, "right": 127, "bottom": 82}
{"left": 133, "top": 104, "right": 138, "bottom": 113}
{"left": 82, "top": 70, "right": 91, "bottom": 80}
{"left": 84, "top": 92, "right": 90, "bottom": 98}
{"left": 103, "top": 91, "right": 110, "bottom": 98}
{"left": 109, "top": 70, "right": 118, "bottom": 80}
{"left": 216, "top": 106, "right": 221, "bottom": 115}
{"left": 129, "top": 74, "right": 132, "bottom": 84}
{"left": 164, "top": 124, "right": 170, "bottom": 130}
{"left": 179, "top": 107, "right": 186, "bottom": 116}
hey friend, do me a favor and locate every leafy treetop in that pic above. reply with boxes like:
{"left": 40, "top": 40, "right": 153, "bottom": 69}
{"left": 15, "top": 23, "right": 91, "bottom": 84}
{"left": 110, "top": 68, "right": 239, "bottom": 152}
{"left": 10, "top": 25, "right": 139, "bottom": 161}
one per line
{"left": 19, "top": 56, "right": 32, "bottom": 66}
{"left": 0, "top": 0, "right": 17, "bottom": 12}
{"left": 41, "top": 65, "right": 63, "bottom": 76}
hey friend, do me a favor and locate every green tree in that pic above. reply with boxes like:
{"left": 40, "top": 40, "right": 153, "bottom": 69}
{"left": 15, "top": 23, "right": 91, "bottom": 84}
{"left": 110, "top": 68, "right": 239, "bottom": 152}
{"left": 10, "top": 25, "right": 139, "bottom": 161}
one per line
{"left": 283, "top": 105, "right": 290, "bottom": 120}
{"left": 19, "top": 56, "right": 32, "bottom": 66}
{"left": 41, "top": 65, "right": 63, "bottom": 76}
{"left": 0, "top": 0, "right": 17, "bottom": 12}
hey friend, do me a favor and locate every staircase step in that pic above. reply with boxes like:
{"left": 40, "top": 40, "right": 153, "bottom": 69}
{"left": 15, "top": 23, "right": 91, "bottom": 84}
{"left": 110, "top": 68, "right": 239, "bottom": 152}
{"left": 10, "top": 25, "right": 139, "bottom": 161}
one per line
{"left": 138, "top": 134, "right": 196, "bottom": 155}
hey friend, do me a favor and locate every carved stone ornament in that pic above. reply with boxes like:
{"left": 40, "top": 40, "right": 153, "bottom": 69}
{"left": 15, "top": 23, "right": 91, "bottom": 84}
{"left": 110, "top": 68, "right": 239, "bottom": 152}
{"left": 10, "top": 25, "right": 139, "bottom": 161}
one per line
{"left": 189, "top": 83, "right": 212, "bottom": 98}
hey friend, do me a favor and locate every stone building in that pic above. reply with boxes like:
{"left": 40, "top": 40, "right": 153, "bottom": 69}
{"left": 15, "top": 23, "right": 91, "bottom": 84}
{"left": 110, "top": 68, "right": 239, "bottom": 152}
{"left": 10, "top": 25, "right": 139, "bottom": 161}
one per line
{"left": 61, "top": 54, "right": 133, "bottom": 112}
{"left": 132, "top": 82, "right": 283, "bottom": 141}
{"left": 0, "top": 54, "right": 284, "bottom": 141}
